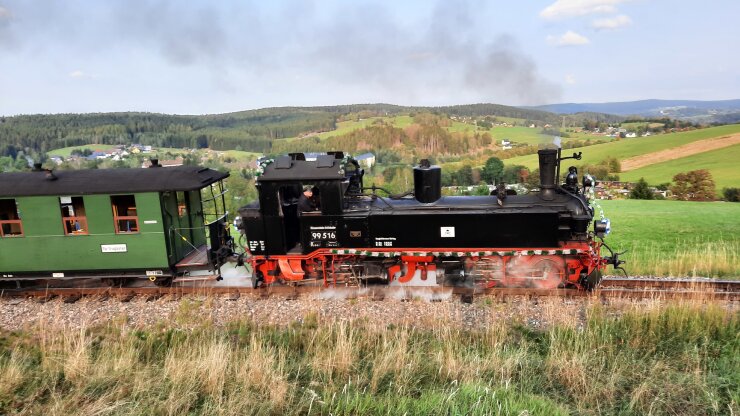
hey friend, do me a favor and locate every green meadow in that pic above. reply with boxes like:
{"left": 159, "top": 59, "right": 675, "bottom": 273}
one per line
{"left": 47, "top": 144, "right": 117, "bottom": 157}
{"left": 620, "top": 143, "right": 740, "bottom": 189}
{"left": 503, "top": 124, "right": 740, "bottom": 170}
{"left": 598, "top": 199, "right": 740, "bottom": 277}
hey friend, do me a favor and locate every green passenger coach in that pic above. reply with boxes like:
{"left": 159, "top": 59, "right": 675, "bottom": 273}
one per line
{"left": 0, "top": 164, "right": 231, "bottom": 285}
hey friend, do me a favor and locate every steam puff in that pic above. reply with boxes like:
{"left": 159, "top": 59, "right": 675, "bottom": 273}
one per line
{"left": 0, "top": 5, "right": 14, "bottom": 49}
{"left": 0, "top": 0, "right": 562, "bottom": 106}
{"left": 464, "top": 36, "right": 562, "bottom": 105}
{"left": 0, "top": 6, "right": 12, "bottom": 19}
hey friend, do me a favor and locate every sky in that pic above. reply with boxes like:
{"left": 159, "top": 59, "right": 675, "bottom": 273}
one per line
{"left": 0, "top": 0, "right": 738, "bottom": 115}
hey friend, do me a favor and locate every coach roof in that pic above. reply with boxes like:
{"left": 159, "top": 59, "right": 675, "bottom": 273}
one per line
{"left": 0, "top": 166, "right": 229, "bottom": 197}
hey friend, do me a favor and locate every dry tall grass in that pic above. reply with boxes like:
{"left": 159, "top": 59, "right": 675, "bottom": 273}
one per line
{"left": 0, "top": 298, "right": 736, "bottom": 415}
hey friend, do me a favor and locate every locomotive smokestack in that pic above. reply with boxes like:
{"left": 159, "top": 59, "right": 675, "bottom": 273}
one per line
{"left": 538, "top": 149, "right": 558, "bottom": 200}
{"left": 414, "top": 159, "right": 442, "bottom": 203}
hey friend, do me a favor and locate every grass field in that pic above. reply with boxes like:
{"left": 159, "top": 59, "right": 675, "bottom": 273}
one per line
{"left": 390, "top": 115, "right": 414, "bottom": 128}
{"left": 488, "top": 126, "right": 549, "bottom": 144}
{"left": 620, "top": 143, "right": 740, "bottom": 189}
{"left": 445, "top": 120, "right": 479, "bottom": 133}
{"left": 503, "top": 124, "right": 740, "bottom": 170}
{"left": 0, "top": 301, "right": 736, "bottom": 415}
{"left": 621, "top": 122, "right": 665, "bottom": 130}
{"left": 599, "top": 199, "right": 740, "bottom": 277}
{"left": 47, "top": 144, "right": 117, "bottom": 157}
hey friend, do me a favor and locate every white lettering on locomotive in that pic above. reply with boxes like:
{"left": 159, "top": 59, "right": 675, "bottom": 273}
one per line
{"left": 248, "top": 240, "right": 265, "bottom": 251}
{"left": 374, "top": 237, "right": 396, "bottom": 247}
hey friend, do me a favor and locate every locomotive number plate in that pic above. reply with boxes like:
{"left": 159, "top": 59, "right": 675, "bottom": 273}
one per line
{"left": 309, "top": 225, "right": 338, "bottom": 248}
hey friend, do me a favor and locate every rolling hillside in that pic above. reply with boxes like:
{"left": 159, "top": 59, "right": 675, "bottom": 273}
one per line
{"left": 619, "top": 143, "right": 740, "bottom": 189}
{"left": 503, "top": 124, "right": 740, "bottom": 175}
{"left": 2, "top": 103, "right": 590, "bottom": 157}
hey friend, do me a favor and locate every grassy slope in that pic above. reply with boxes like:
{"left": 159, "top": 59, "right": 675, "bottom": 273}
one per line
{"left": 281, "top": 116, "right": 413, "bottom": 143}
{"left": 47, "top": 144, "right": 117, "bottom": 157}
{"left": 1, "top": 303, "right": 736, "bottom": 415}
{"left": 503, "top": 124, "right": 740, "bottom": 170}
{"left": 277, "top": 115, "right": 606, "bottom": 148}
{"left": 620, "top": 143, "right": 740, "bottom": 189}
{"left": 599, "top": 199, "right": 740, "bottom": 277}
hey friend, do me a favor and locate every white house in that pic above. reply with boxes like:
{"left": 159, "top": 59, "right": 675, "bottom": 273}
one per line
{"left": 355, "top": 152, "right": 376, "bottom": 168}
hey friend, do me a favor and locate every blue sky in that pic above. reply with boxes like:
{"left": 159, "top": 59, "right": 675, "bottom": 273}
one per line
{"left": 0, "top": 0, "right": 738, "bottom": 115}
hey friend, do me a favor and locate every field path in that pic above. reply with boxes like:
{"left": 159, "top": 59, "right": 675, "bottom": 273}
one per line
{"left": 621, "top": 133, "right": 740, "bottom": 171}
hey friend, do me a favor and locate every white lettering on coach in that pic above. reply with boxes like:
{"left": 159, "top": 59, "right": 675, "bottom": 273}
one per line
{"left": 101, "top": 244, "right": 128, "bottom": 253}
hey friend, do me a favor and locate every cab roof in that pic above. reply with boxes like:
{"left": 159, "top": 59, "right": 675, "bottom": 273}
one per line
{"left": 257, "top": 152, "right": 352, "bottom": 182}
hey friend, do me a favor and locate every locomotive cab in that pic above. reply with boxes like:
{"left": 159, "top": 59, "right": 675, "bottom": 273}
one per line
{"left": 240, "top": 152, "right": 361, "bottom": 255}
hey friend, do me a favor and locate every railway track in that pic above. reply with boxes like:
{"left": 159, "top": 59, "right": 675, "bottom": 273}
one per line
{"left": 2, "top": 277, "right": 738, "bottom": 302}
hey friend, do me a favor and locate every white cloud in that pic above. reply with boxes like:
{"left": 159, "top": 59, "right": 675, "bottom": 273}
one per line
{"left": 547, "top": 31, "right": 590, "bottom": 46}
{"left": 565, "top": 74, "right": 576, "bottom": 84}
{"left": 540, "top": 0, "right": 629, "bottom": 20}
{"left": 591, "top": 14, "right": 632, "bottom": 29}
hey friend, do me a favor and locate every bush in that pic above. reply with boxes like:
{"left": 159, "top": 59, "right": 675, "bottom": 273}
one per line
{"left": 723, "top": 187, "right": 740, "bottom": 202}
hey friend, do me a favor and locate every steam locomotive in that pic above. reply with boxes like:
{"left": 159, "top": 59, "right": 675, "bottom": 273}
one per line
{"left": 238, "top": 149, "right": 623, "bottom": 290}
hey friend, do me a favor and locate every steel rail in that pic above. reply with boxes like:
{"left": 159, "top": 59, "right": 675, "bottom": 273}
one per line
{"left": 2, "top": 278, "right": 738, "bottom": 302}
{"left": 601, "top": 277, "right": 738, "bottom": 292}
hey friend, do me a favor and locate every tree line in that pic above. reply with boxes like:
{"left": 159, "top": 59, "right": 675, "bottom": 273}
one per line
{"left": 0, "top": 103, "right": 627, "bottom": 162}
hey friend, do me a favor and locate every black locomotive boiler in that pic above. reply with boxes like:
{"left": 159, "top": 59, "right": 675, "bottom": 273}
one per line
{"left": 238, "top": 150, "right": 622, "bottom": 289}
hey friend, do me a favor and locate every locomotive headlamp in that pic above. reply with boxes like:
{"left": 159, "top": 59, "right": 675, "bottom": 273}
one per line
{"left": 594, "top": 218, "right": 611, "bottom": 238}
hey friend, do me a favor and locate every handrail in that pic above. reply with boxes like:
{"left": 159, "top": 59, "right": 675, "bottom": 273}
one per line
{"left": 204, "top": 212, "right": 228, "bottom": 226}
{"left": 201, "top": 188, "right": 228, "bottom": 203}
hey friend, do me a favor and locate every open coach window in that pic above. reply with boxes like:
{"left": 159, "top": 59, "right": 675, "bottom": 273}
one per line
{"left": 0, "top": 198, "right": 23, "bottom": 237}
{"left": 111, "top": 195, "right": 139, "bottom": 233}
{"left": 60, "top": 196, "right": 88, "bottom": 235}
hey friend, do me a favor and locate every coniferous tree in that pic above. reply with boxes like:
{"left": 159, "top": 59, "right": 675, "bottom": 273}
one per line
{"left": 630, "top": 178, "right": 654, "bottom": 200}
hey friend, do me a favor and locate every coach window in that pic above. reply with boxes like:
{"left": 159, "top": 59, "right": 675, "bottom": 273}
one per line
{"left": 0, "top": 199, "right": 24, "bottom": 237}
{"left": 60, "top": 196, "right": 88, "bottom": 235}
{"left": 111, "top": 195, "right": 139, "bottom": 233}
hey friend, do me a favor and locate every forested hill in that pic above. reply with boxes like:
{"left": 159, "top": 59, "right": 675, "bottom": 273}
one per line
{"left": 0, "top": 103, "right": 621, "bottom": 157}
